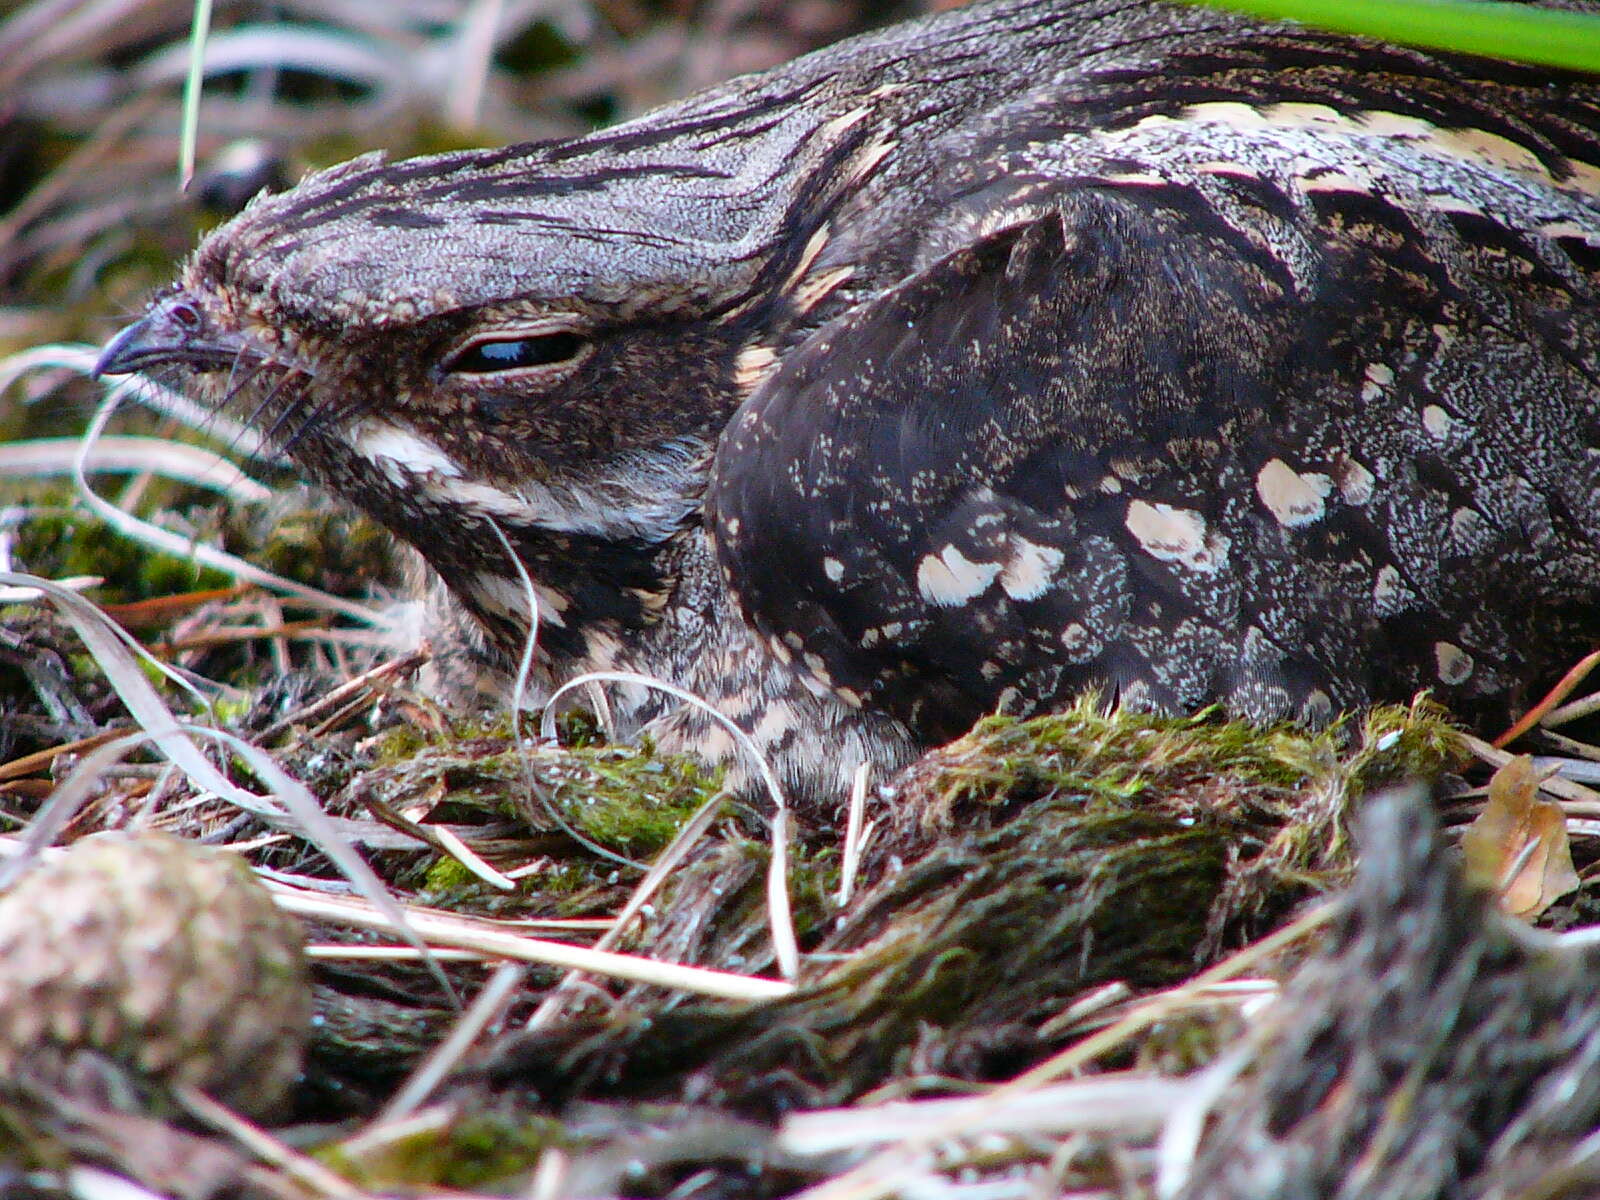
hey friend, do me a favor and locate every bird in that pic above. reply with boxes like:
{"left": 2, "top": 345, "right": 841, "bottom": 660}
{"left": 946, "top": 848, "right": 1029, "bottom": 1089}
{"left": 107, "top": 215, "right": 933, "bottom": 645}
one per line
{"left": 96, "top": 0, "right": 1600, "bottom": 806}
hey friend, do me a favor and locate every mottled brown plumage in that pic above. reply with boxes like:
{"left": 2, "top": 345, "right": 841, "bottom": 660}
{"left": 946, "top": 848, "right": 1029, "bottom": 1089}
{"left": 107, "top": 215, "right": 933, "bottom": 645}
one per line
{"left": 98, "top": 0, "right": 1600, "bottom": 803}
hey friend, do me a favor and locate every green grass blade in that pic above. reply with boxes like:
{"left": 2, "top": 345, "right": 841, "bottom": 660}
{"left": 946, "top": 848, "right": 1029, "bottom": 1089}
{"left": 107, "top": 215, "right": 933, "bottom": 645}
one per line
{"left": 1183, "top": 0, "right": 1600, "bottom": 74}
{"left": 178, "top": 0, "right": 215, "bottom": 190}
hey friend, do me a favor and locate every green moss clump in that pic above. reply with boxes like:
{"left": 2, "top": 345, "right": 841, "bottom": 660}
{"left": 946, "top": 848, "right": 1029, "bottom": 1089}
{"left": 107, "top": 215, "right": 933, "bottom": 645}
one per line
{"left": 9, "top": 505, "right": 232, "bottom": 604}
{"left": 333, "top": 721, "right": 726, "bottom": 913}
{"left": 371, "top": 722, "right": 431, "bottom": 766}
{"left": 321, "top": 1107, "right": 562, "bottom": 1190}
{"left": 901, "top": 693, "right": 1462, "bottom": 850}
{"left": 546, "top": 746, "right": 722, "bottom": 857}
{"left": 505, "top": 698, "right": 1468, "bottom": 1110}
{"left": 421, "top": 856, "right": 478, "bottom": 893}
{"left": 920, "top": 696, "right": 1315, "bottom": 812}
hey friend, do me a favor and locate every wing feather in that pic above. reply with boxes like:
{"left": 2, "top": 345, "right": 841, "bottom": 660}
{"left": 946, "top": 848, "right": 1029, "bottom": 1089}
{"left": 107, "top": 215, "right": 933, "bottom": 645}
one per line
{"left": 709, "top": 166, "right": 1600, "bottom": 739}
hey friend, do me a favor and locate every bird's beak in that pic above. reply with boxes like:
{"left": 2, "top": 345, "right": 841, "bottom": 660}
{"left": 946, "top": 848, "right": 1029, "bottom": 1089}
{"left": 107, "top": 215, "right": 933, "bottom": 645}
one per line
{"left": 93, "top": 313, "right": 165, "bottom": 377}
{"left": 93, "top": 298, "right": 246, "bottom": 377}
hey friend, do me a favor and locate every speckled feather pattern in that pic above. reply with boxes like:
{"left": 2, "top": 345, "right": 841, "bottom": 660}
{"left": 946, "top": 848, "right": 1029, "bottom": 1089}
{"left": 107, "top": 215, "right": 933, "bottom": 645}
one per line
{"left": 104, "top": 0, "right": 1600, "bottom": 804}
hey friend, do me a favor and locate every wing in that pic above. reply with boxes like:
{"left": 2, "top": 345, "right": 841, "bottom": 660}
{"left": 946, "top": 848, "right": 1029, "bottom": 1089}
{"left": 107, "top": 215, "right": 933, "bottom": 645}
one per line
{"left": 707, "top": 173, "right": 1600, "bottom": 742}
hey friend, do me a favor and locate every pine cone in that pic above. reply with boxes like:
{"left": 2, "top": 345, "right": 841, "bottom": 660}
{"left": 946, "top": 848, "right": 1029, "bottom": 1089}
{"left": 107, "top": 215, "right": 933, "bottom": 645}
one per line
{"left": 0, "top": 832, "right": 311, "bottom": 1120}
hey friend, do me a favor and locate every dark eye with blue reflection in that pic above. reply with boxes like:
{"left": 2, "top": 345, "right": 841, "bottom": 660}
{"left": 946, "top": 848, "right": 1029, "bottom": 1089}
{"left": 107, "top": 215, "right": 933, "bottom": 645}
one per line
{"left": 447, "top": 330, "right": 588, "bottom": 374}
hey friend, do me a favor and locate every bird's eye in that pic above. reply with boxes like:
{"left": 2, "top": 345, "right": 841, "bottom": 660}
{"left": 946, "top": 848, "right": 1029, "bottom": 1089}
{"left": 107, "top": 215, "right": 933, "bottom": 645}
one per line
{"left": 445, "top": 329, "right": 589, "bottom": 375}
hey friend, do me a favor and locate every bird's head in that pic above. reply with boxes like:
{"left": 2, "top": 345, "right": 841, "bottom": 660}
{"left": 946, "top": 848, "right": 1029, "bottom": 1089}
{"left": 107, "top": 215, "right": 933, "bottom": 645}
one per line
{"left": 93, "top": 124, "right": 845, "bottom": 554}
{"left": 89, "top": 2, "right": 993, "bottom": 559}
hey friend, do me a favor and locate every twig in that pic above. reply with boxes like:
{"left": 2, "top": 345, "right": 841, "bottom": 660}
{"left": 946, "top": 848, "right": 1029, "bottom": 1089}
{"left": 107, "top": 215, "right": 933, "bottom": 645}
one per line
{"left": 255, "top": 645, "right": 431, "bottom": 743}
{"left": 175, "top": 1086, "right": 371, "bottom": 1200}
{"left": 0, "top": 727, "right": 130, "bottom": 783}
{"left": 1493, "top": 647, "right": 1600, "bottom": 746}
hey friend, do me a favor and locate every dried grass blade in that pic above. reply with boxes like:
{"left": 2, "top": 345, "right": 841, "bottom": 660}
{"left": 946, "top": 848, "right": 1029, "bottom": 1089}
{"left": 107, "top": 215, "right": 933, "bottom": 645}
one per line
{"left": 789, "top": 904, "right": 1333, "bottom": 1200}
{"left": 432, "top": 825, "right": 516, "bottom": 890}
{"left": 779, "top": 1073, "right": 1191, "bottom": 1155}
{"left": 0, "top": 571, "right": 277, "bottom": 816}
{"left": 175, "top": 1085, "right": 371, "bottom": 1200}
{"left": 768, "top": 805, "right": 800, "bottom": 980}
{"left": 1493, "top": 647, "right": 1600, "bottom": 746}
{"left": 0, "top": 731, "right": 157, "bottom": 888}
{"left": 540, "top": 668, "right": 801, "bottom": 972}
{"left": 0, "top": 571, "right": 455, "bottom": 1004}
{"left": 0, "top": 575, "right": 101, "bottom": 603}
{"left": 266, "top": 887, "right": 795, "bottom": 1001}
{"left": 837, "top": 760, "right": 869, "bottom": 906}
{"left": 253, "top": 645, "right": 429, "bottom": 743}
{"left": 96, "top": 585, "right": 253, "bottom": 627}
{"left": 1462, "top": 733, "right": 1600, "bottom": 814}
{"left": 0, "top": 727, "right": 129, "bottom": 783}
{"left": 0, "top": 435, "right": 272, "bottom": 501}
{"left": 178, "top": 0, "right": 214, "bottom": 188}
{"left": 198, "top": 726, "right": 461, "bottom": 1008}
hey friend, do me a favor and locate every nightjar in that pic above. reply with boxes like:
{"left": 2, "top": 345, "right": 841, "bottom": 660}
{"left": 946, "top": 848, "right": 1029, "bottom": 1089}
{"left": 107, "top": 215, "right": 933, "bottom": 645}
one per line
{"left": 97, "top": 0, "right": 1600, "bottom": 804}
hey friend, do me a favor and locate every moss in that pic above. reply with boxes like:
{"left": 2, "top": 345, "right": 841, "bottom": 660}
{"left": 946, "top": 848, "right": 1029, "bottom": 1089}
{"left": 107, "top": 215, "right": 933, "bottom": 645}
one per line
{"left": 355, "top": 722, "right": 723, "bottom": 863}
{"left": 371, "top": 722, "right": 431, "bottom": 766}
{"left": 547, "top": 747, "right": 722, "bottom": 857}
{"left": 422, "top": 855, "right": 477, "bottom": 892}
{"left": 431, "top": 1112, "right": 562, "bottom": 1188}
{"left": 9, "top": 504, "right": 232, "bottom": 605}
{"left": 922, "top": 696, "right": 1322, "bottom": 813}
{"left": 899, "top": 694, "right": 1461, "bottom": 847}
{"left": 1349, "top": 695, "right": 1470, "bottom": 787}
{"left": 319, "top": 1104, "right": 561, "bottom": 1189}
{"left": 497, "top": 699, "right": 1467, "bottom": 1111}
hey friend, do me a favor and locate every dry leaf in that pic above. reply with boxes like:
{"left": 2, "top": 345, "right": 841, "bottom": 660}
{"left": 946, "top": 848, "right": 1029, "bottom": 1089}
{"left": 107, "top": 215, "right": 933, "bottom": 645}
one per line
{"left": 1462, "top": 755, "right": 1580, "bottom": 919}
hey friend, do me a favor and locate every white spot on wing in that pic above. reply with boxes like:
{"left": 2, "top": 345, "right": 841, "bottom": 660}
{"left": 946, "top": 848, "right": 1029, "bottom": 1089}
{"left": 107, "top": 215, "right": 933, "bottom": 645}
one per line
{"left": 916, "top": 545, "right": 1002, "bottom": 606}
{"left": 1434, "top": 641, "right": 1474, "bottom": 685}
{"left": 1124, "top": 501, "right": 1228, "bottom": 572}
{"left": 1255, "top": 459, "right": 1331, "bottom": 527}
{"left": 1335, "top": 458, "right": 1375, "bottom": 506}
{"left": 860, "top": 621, "right": 903, "bottom": 649}
{"left": 1450, "top": 506, "right": 1485, "bottom": 545}
{"left": 999, "top": 538, "right": 1064, "bottom": 601}
{"left": 1301, "top": 689, "right": 1333, "bottom": 724}
{"left": 823, "top": 557, "right": 845, "bottom": 582}
{"left": 1361, "top": 362, "right": 1394, "bottom": 401}
{"left": 1373, "top": 565, "right": 1409, "bottom": 614}
{"left": 1298, "top": 168, "right": 1376, "bottom": 195}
